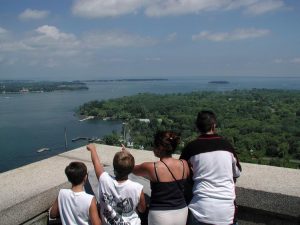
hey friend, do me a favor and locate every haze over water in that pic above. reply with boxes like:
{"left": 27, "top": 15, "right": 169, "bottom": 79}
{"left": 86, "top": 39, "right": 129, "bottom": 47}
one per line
{"left": 0, "top": 76, "right": 300, "bottom": 172}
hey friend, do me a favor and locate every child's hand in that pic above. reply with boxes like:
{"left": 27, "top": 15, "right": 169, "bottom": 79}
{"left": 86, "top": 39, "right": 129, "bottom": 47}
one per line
{"left": 87, "top": 143, "right": 96, "bottom": 152}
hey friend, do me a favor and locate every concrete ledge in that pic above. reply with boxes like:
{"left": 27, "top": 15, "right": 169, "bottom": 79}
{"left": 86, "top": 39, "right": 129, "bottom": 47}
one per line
{"left": 235, "top": 162, "right": 300, "bottom": 224}
{"left": 0, "top": 144, "right": 299, "bottom": 225}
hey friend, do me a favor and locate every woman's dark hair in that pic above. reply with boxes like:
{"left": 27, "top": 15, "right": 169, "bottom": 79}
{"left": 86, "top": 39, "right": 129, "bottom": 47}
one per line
{"left": 196, "top": 110, "right": 217, "bottom": 133}
{"left": 65, "top": 162, "right": 87, "bottom": 186}
{"left": 154, "top": 131, "right": 180, "bottom": 155}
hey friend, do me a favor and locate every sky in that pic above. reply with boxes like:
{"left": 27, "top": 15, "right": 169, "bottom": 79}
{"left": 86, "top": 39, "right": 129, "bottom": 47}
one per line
{"left": 0, "top": 0, "right": 299, "bottom": 80}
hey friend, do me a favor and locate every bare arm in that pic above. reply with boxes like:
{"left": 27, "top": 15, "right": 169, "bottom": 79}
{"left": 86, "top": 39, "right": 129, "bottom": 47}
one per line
{"left": 137, "top": 190, "right": 146, "bottom": 213}
{"left": 132, "top": 163, "right": 152, "bottom": 179}
{"left": 182, "top": 159, "right": 191, "bottom": 178}
{"left": 89, "top": 197, "right": 101, "bottom": 225}
{"left": 49, "top": 197, "right": 59, "bottom": 219}
{"left": 121, "top": 144, "right": 152, "bottom": 179}
{"left": 87, "top": 144, "right": 104, "bottom": 180}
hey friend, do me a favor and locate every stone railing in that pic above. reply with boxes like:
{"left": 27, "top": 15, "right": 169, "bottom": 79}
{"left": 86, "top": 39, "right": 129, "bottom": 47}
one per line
{"left": 0, "top": 144, "right": 299, "bottom": 225}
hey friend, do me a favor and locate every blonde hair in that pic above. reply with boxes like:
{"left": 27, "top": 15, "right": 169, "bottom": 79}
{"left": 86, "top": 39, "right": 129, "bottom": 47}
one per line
{"left": 113, "top": 151, "right": 135, "bottom": 180}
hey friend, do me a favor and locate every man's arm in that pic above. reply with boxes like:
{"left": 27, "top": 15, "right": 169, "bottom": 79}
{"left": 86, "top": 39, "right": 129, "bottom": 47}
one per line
{"left": 89, "top": 197, "right": 102, "bottom": 225}
{"left": 49, "top": 197, "right": 59, "bottom": 219}
{"left": 232, "top": 155, "right": 241, "bottom": 179}
{"left": 87, "top": 144, "right": 104, "bottom": 180}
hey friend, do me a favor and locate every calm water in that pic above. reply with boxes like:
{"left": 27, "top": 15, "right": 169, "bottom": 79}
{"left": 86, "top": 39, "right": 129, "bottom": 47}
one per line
{"left": 0, "top": 76, "right": 299, "bottom": 172}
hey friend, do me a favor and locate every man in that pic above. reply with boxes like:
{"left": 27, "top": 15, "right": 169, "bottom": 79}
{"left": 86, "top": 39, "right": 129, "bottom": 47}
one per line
{"left": 180, "top": 110, "right": 241, "bottom": 225}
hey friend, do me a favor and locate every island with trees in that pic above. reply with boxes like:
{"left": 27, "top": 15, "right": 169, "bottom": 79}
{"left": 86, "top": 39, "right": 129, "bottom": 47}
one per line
{"left": 78, "top": 89, "right": 300, "bottom": 168}
{"left": 0, "top": 80, "right": 88, "bottom": 94}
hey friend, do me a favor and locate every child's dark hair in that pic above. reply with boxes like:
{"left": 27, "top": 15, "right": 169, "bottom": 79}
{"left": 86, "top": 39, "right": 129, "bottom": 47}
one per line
{"left": 154, "top": 131, "right": 180, "bottom": 155}
{"left": 113, "top": 151, "right": 135, "bottom": 180}
{"left": 65, "top": 162, "right": 87, "bottom": 186}
{"left": 196, "top": 110, "right": 217, "bottom": 133}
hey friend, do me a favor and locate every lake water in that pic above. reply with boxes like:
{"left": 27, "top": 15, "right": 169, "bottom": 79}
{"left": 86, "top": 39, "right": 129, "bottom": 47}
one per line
{"left": 1, "top": 76, "right": 299, "bottom": 172}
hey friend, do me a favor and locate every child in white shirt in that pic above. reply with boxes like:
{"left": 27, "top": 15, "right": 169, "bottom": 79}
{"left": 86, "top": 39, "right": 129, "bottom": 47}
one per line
{"left": 87, "top": 144, "right": 146, "bottom": 225}
{"left": 50, "top": 161, "right": 101, "bottom": 225}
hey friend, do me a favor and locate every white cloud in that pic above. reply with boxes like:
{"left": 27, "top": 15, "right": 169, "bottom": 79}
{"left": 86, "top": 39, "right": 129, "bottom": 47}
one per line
{"left": 0, "top": 41, "right": 34, "bottom": 52}
{"left": 0, "top": 27, "right": 9, "bottom": 40}
{"left": 19, "top": 8, "right": 49, "bottom": 20}
{"left": 192, "top": 28, "right": 270, "bottom": 42}
{"left": 0, "top": 27, "right": 8, "bottom": 34}
{"left": 25, "top": 25, "right": 80, "bottom": 51}
{"left": 0, "top": 25, "right": 81, "bottom": 68}
{"left": 244, "top": 0, "right": 285, "bottom": 15}
{"left": 145, "top": 0, "right": 227, "bottom": 17}
{"left": 72, "top": 0, "right": 145, "bottom": 18}
{"left": 291, "top": 58, "right": 300, "bottom": 64}
{"left": 35, "top": 25, "right": 77, "bottom": 42}
{"left": 83, "top": 31, "right": 157, "bottom": 48}
{"left": 0, "top": 25, "right": 159, "bottom": 68}
{"left": 71, "top": 0, "right": 286, "bottom": 18}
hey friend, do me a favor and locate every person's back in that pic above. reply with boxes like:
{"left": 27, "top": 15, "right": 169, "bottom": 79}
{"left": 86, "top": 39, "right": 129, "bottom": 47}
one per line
{"left": 98, "top": 172, "right": 143, "bottom": 225}
{"left": 87, "top": 144, "right": 146, "bottom": 225}
{"left": 180, "top": 111, "right": 241, "bottom": 225}
{"left": 58, "top": 189, "right": 94, "bottom": 225}
{"left": 50, "top": 161, "right": 101, "bottom": 225}
{"left": 149, "top": 158, "right": 187, "bottom": 211}
{"left": 132, "top": 131, "right": 190, "bottom": 225}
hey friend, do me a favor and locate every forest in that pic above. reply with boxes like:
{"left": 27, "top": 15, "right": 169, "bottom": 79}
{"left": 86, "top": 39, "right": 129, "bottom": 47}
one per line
{"left": 78, "top": 89, "right": 300, "bottom": 168}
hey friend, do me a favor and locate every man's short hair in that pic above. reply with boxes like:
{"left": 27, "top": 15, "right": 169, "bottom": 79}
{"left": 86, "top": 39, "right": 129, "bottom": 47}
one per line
{"left": 65, "top": 162, "right": 87, "bottom": 185}
{"left": 196, "top": 110, "right": 217, "bottom": 133}
{"left": 113, "top": 151, "right": 135, "bottom": 179}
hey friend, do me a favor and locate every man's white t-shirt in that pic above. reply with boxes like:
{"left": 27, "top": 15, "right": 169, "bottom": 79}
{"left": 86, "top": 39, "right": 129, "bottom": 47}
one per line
{"left": 98, "top": 172, "right": 143, "bottom": 225}
{"left": 189, "top": 151, "right": 240, "bottom": 225}
{"left": 58, "top": 189, "right": 94, "bottom": 225}
{"left": 180, "top": 134, "right": 241, "bottom": 225}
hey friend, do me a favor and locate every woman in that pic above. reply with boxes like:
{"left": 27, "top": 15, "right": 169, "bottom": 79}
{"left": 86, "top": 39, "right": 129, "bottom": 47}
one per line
{"left": 130, "top": 131, "right": 190, "bottom": 225}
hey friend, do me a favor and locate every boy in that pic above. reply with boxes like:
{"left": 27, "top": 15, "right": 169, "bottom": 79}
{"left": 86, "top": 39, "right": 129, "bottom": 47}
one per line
{"left": 50, "top": 161, "right": 101, "bottom": 225}
{"left": 87, "top": 144, "right": 146, "bottom": 225}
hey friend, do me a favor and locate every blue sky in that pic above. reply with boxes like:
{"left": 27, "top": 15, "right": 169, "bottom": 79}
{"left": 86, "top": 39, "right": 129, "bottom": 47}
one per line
{"left": 0, "top": 0, "right": 299, "bottom": 80}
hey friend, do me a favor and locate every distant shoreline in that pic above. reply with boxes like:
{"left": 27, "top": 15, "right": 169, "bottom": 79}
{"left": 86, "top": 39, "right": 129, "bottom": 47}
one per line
{"left": 208, "top": 80, "right": 230, "bottom": 84}
{"left": 0, "top": 80, "right": 88, "bottom": 94}
{"left": 81, "top": 78, "right": 168, "bottom": 82}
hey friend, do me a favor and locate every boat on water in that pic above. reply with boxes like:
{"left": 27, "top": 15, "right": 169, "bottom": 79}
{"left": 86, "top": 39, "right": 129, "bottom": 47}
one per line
{"left": 37, "top": 148, "right": 50, "bottom": 153}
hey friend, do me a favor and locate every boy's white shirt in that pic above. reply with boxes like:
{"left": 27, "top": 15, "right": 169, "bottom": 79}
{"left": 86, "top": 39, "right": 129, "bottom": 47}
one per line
{"left": 98, "top": 172, "right": 143, "bottom": 225}
{"left": 58, "top": 189, "right": 94, "bottom": 225}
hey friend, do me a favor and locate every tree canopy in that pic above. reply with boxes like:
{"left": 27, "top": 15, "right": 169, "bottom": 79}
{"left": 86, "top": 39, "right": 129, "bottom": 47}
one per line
{"left": 78, "top": 89, "right": 300, "bottom": 168}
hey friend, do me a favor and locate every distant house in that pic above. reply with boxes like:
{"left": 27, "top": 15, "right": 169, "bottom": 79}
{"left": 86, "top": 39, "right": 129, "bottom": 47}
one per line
{"left": 127, "top": 141, "right": 134, "bottom": 148}
{"left": 138, "top": 118, "right": 150, "bottom": 123}
{"left": 19, "top": 88, "right": 29, "bottom": 93}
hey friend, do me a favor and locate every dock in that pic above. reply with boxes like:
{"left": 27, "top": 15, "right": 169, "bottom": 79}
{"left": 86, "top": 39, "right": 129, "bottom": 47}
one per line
{"left": 71, "top": 137, "right": 101, "bottom": 143}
